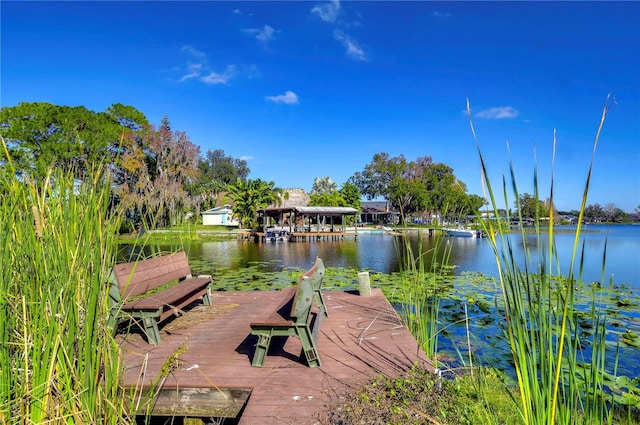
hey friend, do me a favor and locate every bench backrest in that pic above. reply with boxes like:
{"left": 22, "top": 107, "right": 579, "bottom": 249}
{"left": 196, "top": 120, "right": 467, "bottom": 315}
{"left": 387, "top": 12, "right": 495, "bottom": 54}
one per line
{"left": 302, "top": 257, "right": 325, "bottom": 291}
{"left": 109, "top": 252, "right": 192, "bottom": 301}
{"left": 290, "top": 276, "right": 314, "bottom": 324}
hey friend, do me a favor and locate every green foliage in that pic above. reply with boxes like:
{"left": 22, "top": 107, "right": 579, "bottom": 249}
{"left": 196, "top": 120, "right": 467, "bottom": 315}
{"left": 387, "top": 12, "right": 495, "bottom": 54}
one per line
{"left": 311, "top": 176, "right": 337, "bottom": 194}
{"left": 193, "top": 149, "right": 250, "bottom": 210}
{"left": 308, "top": 182, "right": 362, "bottom": 223}
{"left": 393, "top": 229, "right": 453, "bottom": 364}
{"left": 224, "top": 178, "right": 280, "bottom": 229}
{"left": 321, "top": 365, "right": 523, "bottom": 425}
{"left": 349, "top": 152, "right": 481, "bottom": 223}
{"left": 309, "top": 189, "right": 344, "bottom": 206}
{"left": 339, "top": 182, "right": 362, "bottom": 210}
{"left": 516, "top": 192, "right": 550, "bottom": 219}
{"left": 0, "top": 102, "right": 140, "bottom": 179}
{"left": 0, "top": 144, "right": 130, "bottom": 423}
{"left": 469, "top": 96, "right": 629, "bottom": 424}
{"left": 584, "top": 203, "right": 630, "bottom": 223}
{"left": 107, "top": 102, "right": 150, "bottom": 131}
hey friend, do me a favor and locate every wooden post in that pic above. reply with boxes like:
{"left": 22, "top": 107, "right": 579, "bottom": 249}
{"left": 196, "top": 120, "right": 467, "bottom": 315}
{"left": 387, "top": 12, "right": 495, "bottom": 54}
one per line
{"left": 358, "top": 272, "right": 371, "bottom": 296}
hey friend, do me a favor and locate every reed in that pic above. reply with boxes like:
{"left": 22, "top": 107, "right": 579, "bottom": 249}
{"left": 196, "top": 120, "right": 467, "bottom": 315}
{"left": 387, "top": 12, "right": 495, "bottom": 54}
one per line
{"left": 0, "top": 138, "right": 130, "bottom": 423}
{"left": 395, "top": 228, "right": 453, "bottom": 365}
{"left": 467, "top": 96, "right": 620, "bottom": 424}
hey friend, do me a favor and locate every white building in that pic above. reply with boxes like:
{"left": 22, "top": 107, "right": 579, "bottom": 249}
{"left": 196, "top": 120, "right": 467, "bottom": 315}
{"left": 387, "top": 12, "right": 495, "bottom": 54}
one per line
{"left": 201, "top": 204, "right": 239, "bottom": 226}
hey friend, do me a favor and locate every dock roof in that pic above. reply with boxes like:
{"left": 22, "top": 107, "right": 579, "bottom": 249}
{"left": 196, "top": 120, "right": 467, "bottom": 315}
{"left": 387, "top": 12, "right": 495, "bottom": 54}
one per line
{"left": 259, "top": 206, "right": 358, "bottom": 216}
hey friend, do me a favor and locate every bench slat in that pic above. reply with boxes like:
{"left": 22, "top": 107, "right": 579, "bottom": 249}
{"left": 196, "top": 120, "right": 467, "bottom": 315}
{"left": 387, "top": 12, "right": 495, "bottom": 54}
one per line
{"left": 122, "top": 277, "right": 211, "bottom": 310}
{"left": 113, "top": 251, "right": 192, "bottom": 298}
{"left": 249, "top": 286, "right": 297, "bottom": 327}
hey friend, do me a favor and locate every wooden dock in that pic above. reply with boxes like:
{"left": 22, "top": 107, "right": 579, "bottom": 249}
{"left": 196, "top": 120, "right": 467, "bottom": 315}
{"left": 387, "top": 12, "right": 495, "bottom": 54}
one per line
{"left": 118, "top": 288, "right": 432, "bottom": 424}
{"left": 238, "top": 231, "right": 357, "bottom": 242}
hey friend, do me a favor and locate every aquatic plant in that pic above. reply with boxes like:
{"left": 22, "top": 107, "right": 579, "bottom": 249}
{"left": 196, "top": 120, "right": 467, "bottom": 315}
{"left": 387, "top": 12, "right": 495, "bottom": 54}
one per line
{"left": 0, "top": 138, "right": 129, "bottom": 423}
{"left": 393, "top": 229, "right": 455, "bottom": 365}
{"left": 468, "top": 95, "right": 638, "bottom": 424}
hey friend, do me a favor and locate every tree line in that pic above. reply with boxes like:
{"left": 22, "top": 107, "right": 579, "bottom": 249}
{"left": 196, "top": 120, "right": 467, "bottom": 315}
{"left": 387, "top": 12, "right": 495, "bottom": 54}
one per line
{"left": 4, "top": 102, "right": 631, "bottom": 231}
{"left": 512, "top": 193, "right": 637, "bottom": 224}
{"left": 1, "top": 102, "right": 257, "bottom": 231}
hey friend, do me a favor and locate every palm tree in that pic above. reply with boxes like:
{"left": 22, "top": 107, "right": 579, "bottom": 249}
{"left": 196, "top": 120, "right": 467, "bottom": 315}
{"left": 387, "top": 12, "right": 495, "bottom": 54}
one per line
{"left": 225, "top": 178, "right": 279, "bottom": 229}
{"left": 311, "top": 176, "right": 337, "bottom": 195}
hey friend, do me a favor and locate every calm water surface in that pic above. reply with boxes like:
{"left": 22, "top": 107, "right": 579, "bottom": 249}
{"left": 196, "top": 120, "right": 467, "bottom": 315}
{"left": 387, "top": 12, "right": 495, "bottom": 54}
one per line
{"left": 148, "top": 224, "right": 640, "bottom": 289}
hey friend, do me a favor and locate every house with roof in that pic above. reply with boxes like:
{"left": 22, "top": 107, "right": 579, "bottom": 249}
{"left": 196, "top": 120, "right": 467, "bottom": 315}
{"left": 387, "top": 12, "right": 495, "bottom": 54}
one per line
{"left": 360, "top": 201, "right": 398, "bottom": 225}
{"left": 201, "top": 204, "right": 239, "bottom": 226}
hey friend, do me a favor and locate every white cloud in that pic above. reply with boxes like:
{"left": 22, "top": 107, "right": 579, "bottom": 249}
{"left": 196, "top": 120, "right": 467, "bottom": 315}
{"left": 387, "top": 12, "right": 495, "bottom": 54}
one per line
{"left": 181, "top": 45, "right": 206, "bottom": 58}
{"left": 475, "top": 106, "right": 519, "bottom": 119}
{"left": 239, "top": 155, "right": 253, "bottom": 161}
{"left": 179, "top": 62, "right": 203, "bottom": 82}
{"left": 265, "top": 91, "right": 299, "bottom": 105}
{"left": 178, "top": 46, "right": 236, "bottom": 85}
{"left": 200, "top": 65, "right": 236, "bottom": 85}
{"left": 431, "top": 11, "right": 453, "bottom": 18}
{"left": 233, "top": 9, "right": 242, "bottom": 14}
{"left": 333, "top": 30, "right": 366, "bottom": 61}
{"left": 311, "top": 0, "right": 340, "bottom": 22}
{"left": 243, "top": 25, "right": 276, "bottom": 43}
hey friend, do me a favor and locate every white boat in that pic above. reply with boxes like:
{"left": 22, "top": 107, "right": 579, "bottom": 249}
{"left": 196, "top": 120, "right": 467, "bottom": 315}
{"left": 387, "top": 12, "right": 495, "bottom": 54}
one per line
{"left": 444, "top": 227, "right": 481, "bottom": 238}
{"left": 380, "top": 225, "right": 402, "bottom": 235}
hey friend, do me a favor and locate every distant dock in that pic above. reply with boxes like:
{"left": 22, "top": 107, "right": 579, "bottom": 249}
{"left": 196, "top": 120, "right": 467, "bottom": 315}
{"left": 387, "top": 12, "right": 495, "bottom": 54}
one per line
{"left": 238, "top": 230, "right": 355, "bottom": 242}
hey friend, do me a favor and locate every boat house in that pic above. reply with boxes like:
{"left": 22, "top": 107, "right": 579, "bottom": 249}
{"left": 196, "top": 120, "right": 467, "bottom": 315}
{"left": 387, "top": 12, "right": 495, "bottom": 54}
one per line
{"left": 258, "top": 206, "right": 358, "bottom": 233}
{"left": 239, "top": 206, "right": 360, "bottom": 242}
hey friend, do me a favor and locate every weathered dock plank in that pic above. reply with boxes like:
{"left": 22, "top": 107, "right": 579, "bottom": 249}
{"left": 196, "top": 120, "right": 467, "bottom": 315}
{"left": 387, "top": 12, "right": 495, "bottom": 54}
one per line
{"left": 118, "top": 288, "right": 432, "bottom": 424}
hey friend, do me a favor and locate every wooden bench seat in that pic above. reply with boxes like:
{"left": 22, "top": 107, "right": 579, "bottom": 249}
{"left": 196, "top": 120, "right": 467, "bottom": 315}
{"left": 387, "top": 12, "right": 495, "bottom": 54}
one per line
{"left": 108, "top": 251, "right": 212, "bottom": 345}
{"left": 250, "top": 286, "right": 299, "bottom": 327}
{"left": 249, "top": 257, "right": 328, "bottom": 368}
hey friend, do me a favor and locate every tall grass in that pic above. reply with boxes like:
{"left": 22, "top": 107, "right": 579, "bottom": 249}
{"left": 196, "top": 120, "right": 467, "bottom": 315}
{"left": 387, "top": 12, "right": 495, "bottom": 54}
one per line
{"left": 468, "top": 96, "right": 622, "bottom": 424}
{"left": 396, "top": 229, "right": 452, "bottom": 365}
{"left": 0, "top": 139, "right": 130, "bottom": 423}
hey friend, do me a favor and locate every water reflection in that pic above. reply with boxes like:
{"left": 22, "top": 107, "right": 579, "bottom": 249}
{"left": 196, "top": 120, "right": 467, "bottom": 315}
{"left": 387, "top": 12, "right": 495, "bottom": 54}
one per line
{"left": 119, "top": 224, "right": 639, "bottom": 289}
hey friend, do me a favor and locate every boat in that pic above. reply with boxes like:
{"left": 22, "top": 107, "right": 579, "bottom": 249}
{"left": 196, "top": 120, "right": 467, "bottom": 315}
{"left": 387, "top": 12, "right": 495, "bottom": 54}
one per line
{"left": 443, "top": 227, "right": 482, "bottom": 238}
{"left": 380, "top": 225, "right": 402, "bottom": 235}
{"left": 266, "top": 229, "right": 288, "bottom": 241}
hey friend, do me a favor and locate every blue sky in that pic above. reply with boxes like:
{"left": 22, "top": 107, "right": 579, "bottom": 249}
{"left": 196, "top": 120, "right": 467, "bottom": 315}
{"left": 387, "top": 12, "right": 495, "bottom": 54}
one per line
{"left": 2, "top": 1, "right": 639, "bottom": 212}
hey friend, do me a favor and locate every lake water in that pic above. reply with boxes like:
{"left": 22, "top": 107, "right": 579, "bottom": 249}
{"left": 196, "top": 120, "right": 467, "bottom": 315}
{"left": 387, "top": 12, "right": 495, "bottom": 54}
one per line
{"left": 147, "top": 224, "right": 640, "bottom": 290}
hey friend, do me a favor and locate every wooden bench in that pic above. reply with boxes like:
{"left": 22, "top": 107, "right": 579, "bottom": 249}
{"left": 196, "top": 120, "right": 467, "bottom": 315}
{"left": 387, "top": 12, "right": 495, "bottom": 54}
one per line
{"left": 249, "top": 257, "right": 328, "bottom": 368}
{"left": 249, "top": 278, "right": 320, "bottom": 368}
{"left": 107, "top": 251, "right": 212, "bottom": 345}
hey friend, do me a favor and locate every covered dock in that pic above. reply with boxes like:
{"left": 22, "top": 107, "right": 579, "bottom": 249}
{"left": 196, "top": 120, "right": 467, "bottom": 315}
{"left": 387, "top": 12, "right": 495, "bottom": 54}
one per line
{"left": 247, "top": 206, "right": 359, "bottom": 242}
